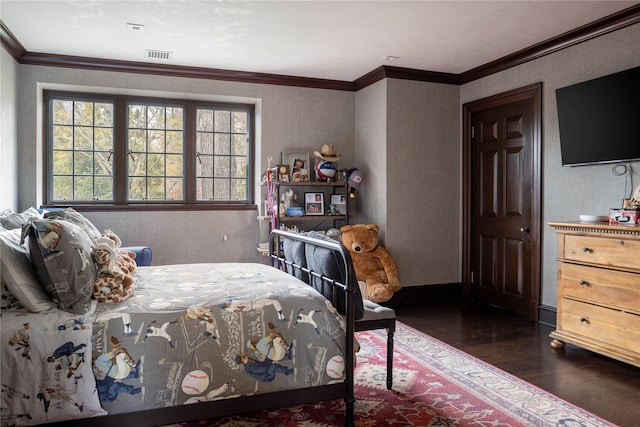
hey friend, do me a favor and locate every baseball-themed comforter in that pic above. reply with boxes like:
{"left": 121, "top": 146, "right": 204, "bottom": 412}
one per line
{"left": 1, "top": 262, "right": 348, "bottom": 426}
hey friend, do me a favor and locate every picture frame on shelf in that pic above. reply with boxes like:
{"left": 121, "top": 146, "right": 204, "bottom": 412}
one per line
{"left": 330, "top": 194, "right": 347, "bottom": 215}
{"left": 304, "top": 192, "right": 324, "bottom": 216}
{"left": 277, "top": 164, "right": 290, "bottom": 182}
{"left": 297, "top": 169, "right": 310, "bottom": 182}
{"left": 282, "top": 150, "right": 310, "bottom": 182}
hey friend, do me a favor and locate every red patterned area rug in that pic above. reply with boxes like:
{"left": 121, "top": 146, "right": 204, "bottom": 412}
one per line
{"left": 172, "top": 322, "right": 615, "bottom": 427}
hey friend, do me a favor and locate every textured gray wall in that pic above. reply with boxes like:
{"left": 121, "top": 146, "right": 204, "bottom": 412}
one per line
{"left": 354, "top": 78, "right": 461, "bottom": 287}
{"left": 355, "top": 80, "right": 387, "bottom": 229}
{"left": 460, "top": 22, "right": 640, "bottom": 306}
{"left": 1, "top": 49, "right": 19, "bottom": 212}
{"left": 13, "top": 65, "right": 355, "bottom": 265}
{"left": 386, "top": 79, "right": 461, "bottom": 286}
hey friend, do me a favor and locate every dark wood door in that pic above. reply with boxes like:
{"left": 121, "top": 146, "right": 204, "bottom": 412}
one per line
{"left": 470, "top": 97, "right": 534, "bottom": 317}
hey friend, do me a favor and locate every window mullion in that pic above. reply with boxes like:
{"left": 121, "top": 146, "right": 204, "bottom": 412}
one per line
{"left": 185, "top": 103, "right": 197, "bottom": 203}
{"left": 113, "top": 96, "right": 127, "bottom": 204}
{"left": 43, "top": 93, "right": 53, "bottom": 205}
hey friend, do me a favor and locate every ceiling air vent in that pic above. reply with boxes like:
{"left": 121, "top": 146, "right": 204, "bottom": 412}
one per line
{"left": 145, "top": 49, "right": 173, "bottom": 60}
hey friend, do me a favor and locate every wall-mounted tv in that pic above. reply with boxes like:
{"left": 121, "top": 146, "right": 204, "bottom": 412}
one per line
{"left": 556, "top": 66, "right": 640, "bottom": 166}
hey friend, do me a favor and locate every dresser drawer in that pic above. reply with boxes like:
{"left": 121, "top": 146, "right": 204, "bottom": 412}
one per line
{"left": 560, "top": 298, "right": 640, "bottom": 353}
{"left": 563, "top": 234, "right": 640, "bottom": 270}
{"left": 558, "top": 263, "right": 640, "bottom": 313}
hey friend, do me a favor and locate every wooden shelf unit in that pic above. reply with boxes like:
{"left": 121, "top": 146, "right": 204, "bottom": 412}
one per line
{"left": 549, "top": 221, "right": 640, "bottom": 368}
{"left": 276, "top": 181, "right": 348, "bottom": 229}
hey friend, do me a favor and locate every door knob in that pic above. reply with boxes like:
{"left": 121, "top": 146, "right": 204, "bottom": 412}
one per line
{"left": 520, "top": 226, "right": 530, "bottom": 233}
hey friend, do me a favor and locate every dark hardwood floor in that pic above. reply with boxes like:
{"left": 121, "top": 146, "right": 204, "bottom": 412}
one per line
{"left": 393, "top": 300, "right": 640, "bottom": 427}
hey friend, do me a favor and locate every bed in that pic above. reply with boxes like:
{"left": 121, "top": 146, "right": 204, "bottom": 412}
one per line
{"left": 0, "top": 210, "right": 360, "bottom": 427}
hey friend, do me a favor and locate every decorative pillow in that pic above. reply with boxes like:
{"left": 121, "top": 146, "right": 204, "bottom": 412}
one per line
{"left": 0, "top": 228, "right": 56, "bottom": 312}
{"left": 1, "top": 305, "right": 107, "bottom": 424}
{"left": 304, "top": 231, "right": 364, "bottom": 320}
{"left": 0, "top": 207, "right": 42, "bottom": 230}
{"left": 44, "top": 207, "right": 101, "bottom": 241}
{"left": 28, "top": 219, "right": 96, "bottom": 314}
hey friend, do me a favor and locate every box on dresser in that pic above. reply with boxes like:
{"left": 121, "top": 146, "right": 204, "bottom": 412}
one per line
{"left": 609, "top": 208, "right": 640, "bottom": 225}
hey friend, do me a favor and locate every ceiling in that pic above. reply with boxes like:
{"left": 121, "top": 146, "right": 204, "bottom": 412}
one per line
{"left": 1, "top": 0, "right": 638, "bottom": 82}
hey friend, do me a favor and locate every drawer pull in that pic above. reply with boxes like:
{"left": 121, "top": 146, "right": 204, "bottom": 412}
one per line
{"left": 582, "top": 247, "right": 592, "bottom": 253}
{"left": 579, "top": 280, "right": 589, "bottom": 286}
{"left": 579, "top": 317, "right": 589, "bottom": 323}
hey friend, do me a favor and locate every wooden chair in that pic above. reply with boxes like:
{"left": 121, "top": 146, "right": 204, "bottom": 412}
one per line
{"left": 356, "top": 300, "right": 395, "bottom": 390}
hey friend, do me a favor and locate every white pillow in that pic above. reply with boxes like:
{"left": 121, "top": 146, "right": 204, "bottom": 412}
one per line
{"left": 0, "top": 228, "right": 56, "bottom": 312}
{"left": 0, "top": 207, "right": 42, "bottom": 230}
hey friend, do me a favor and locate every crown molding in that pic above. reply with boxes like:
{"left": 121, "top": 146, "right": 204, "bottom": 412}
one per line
{"left": 0, "top": 19, "right": 26, "bottom": 60}
{"left": 351, "top": 4, "right": 640, "bottom": 89}
{"left": 459, "top": 4, "right": 640, "bottom": 84}
{"left": 15, "top": 50, "right": 357, "bottom": 91}
{"left": 2, "top": 4, "right": 639, "bottom": 91}
{"left": 354, "top": 66, "right": 459, "bottom": 90}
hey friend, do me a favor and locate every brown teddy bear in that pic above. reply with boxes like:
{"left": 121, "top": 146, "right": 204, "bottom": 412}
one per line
{"left": 340, "top": 224, "right": 401, "bottom": 303}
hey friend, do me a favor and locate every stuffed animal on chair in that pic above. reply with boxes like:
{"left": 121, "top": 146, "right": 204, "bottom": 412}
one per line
{"left": 340, "top": 224, "right": 401, "bottom": 303}
{"left": 92, "top": 237, "right": 134, "bottom": 303}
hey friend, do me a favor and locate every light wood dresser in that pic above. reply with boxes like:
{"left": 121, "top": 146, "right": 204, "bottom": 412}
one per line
{"left": 549, "top": 221, "right": 640, "bottom": 367}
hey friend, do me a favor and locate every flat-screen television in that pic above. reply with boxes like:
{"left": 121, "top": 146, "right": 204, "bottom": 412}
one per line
{"left": 556, "top": 66, "right": 640, "bottom": 166}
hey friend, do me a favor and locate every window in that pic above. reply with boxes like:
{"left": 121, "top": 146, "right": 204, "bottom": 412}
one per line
{"left": 50, "top": 96, "right": 115, "bottom": 202}
{"left": 126, "top": 102, "right": 185, "bottom": 201}
{"left": 195, "top": 106, "right": 249, "bottom": 201}
{"left": 44, "top": 91, "right": 254, "bottom": 209}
